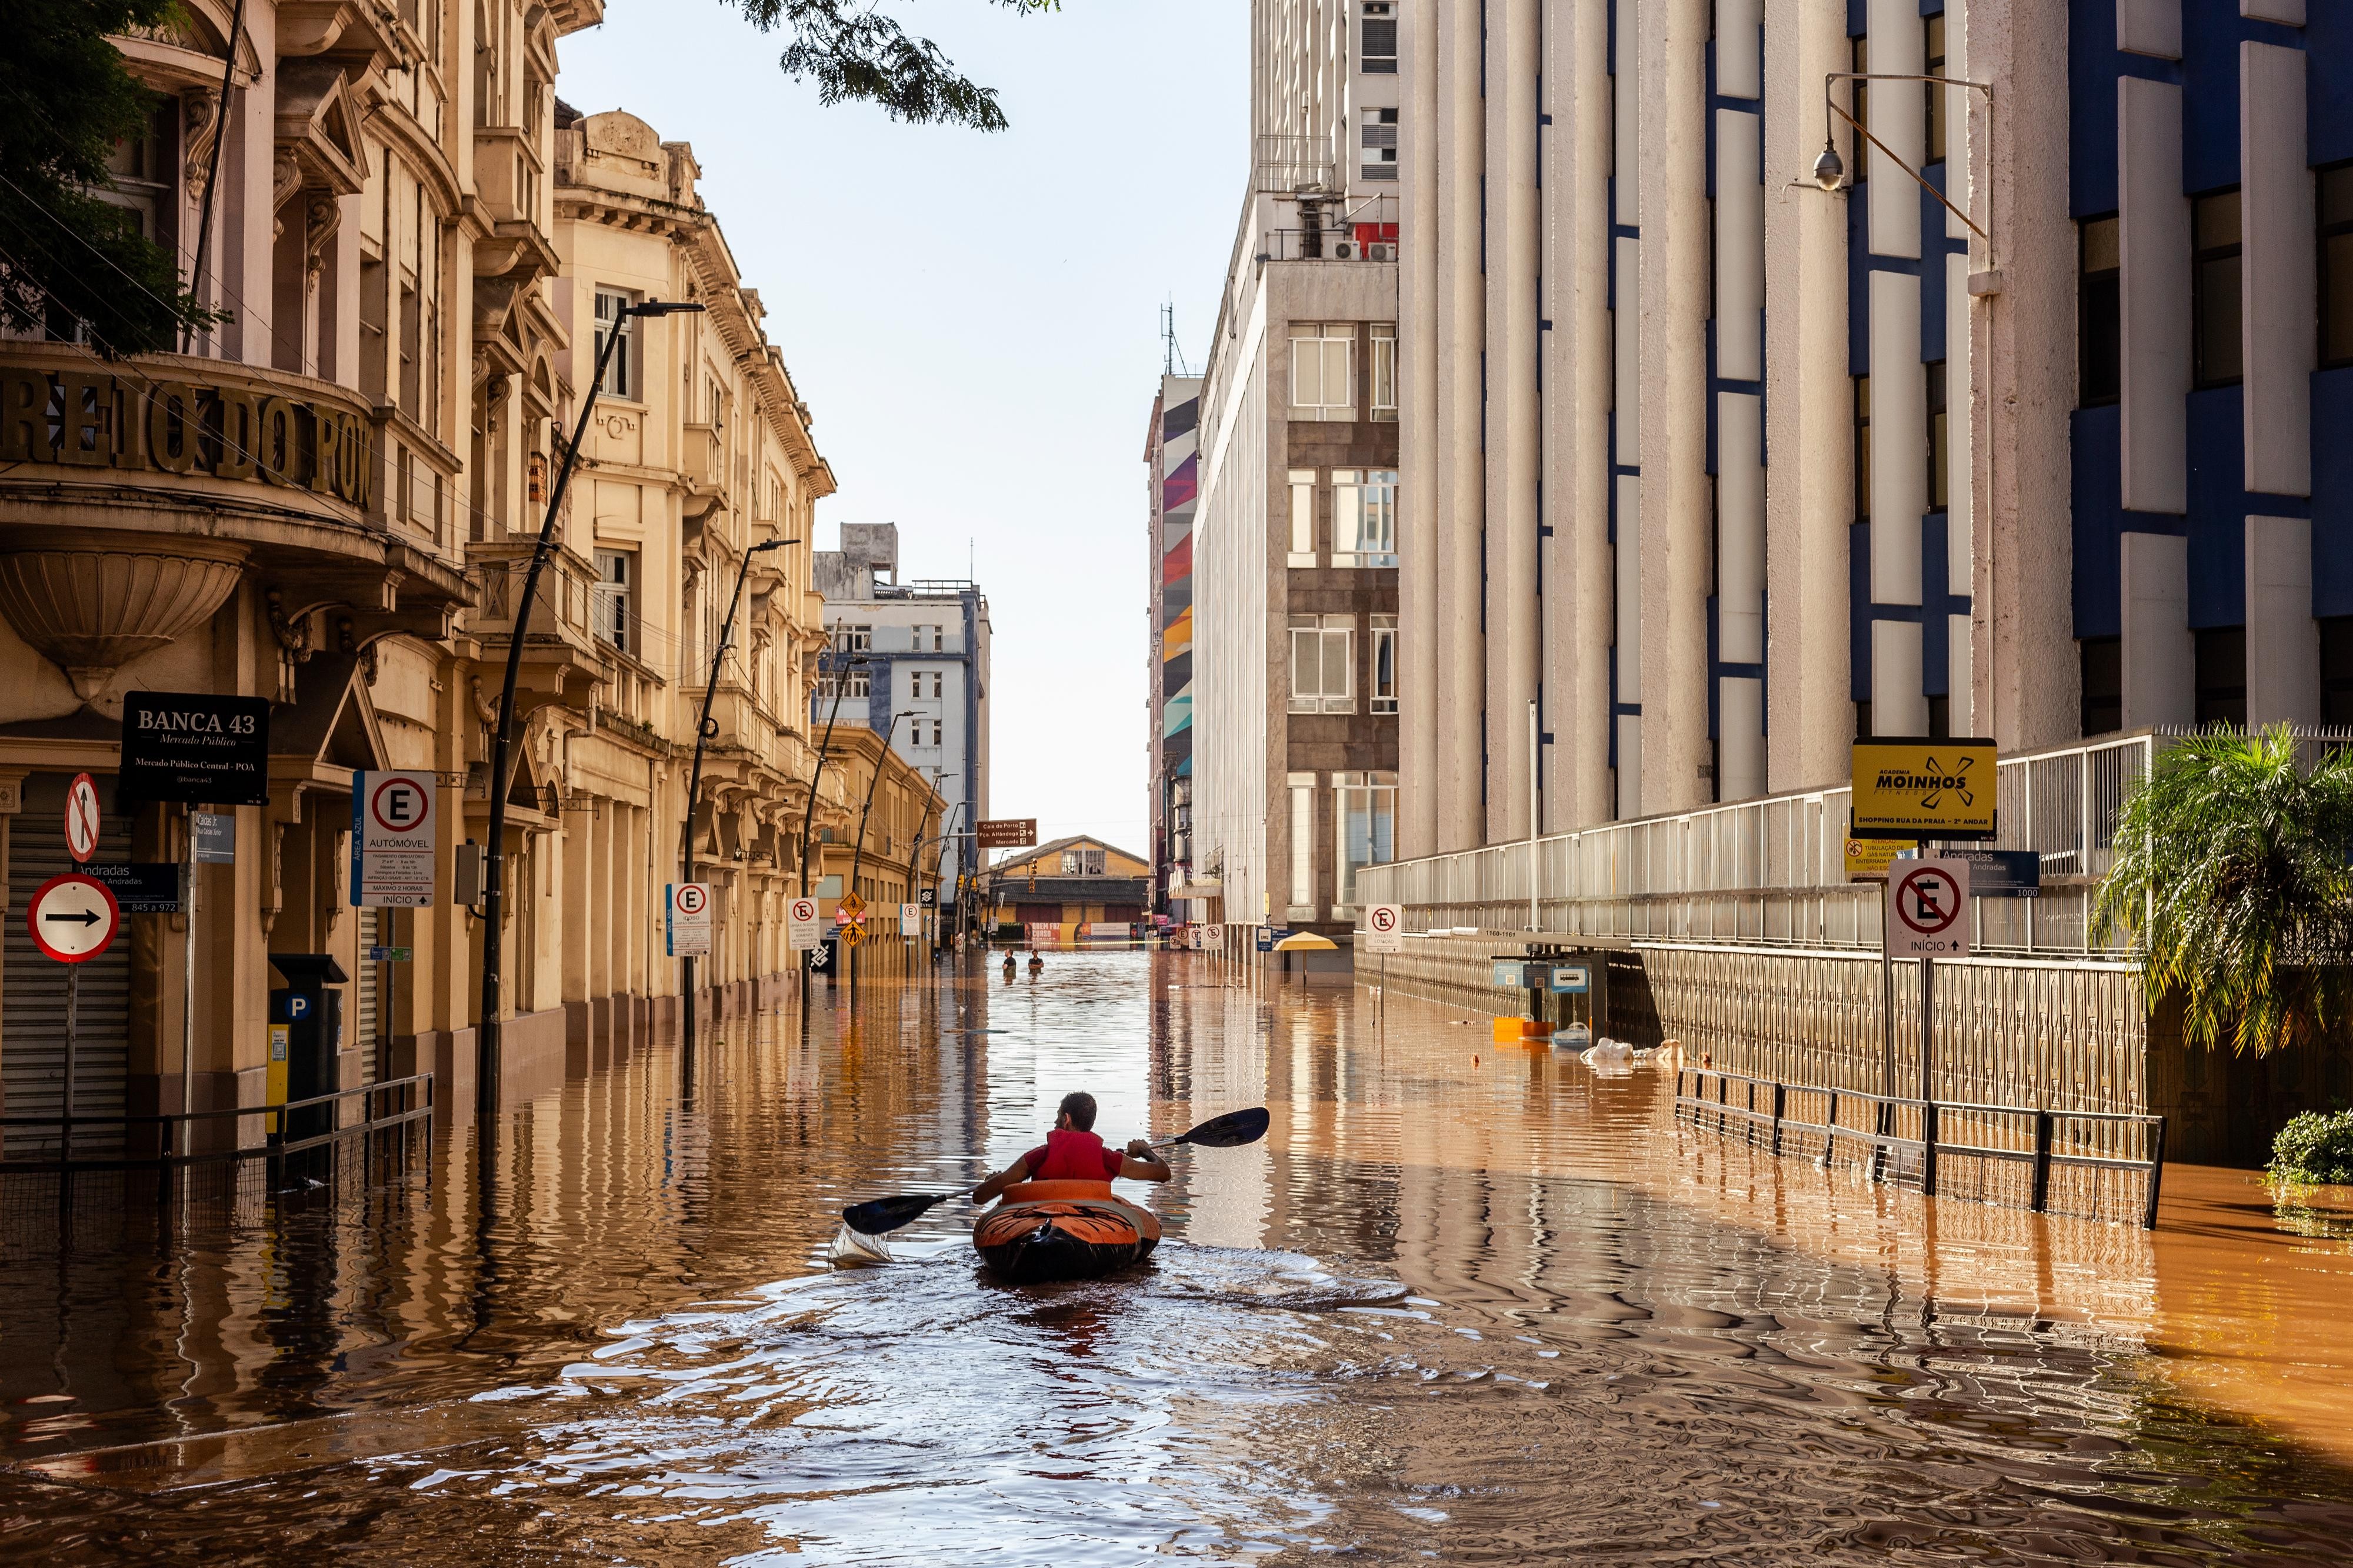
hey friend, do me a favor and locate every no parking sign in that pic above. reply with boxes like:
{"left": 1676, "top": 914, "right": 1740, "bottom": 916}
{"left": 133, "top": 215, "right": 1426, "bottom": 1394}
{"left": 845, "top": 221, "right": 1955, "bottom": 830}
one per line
{"left": 1886, "top": 859, "right": 1971, "bottom": 958}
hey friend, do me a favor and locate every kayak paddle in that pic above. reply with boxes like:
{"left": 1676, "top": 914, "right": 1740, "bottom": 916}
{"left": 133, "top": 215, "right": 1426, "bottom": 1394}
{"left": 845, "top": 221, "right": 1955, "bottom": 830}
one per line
{"left": 839, "top": 1106, "right": 1272, "bottom": 1236}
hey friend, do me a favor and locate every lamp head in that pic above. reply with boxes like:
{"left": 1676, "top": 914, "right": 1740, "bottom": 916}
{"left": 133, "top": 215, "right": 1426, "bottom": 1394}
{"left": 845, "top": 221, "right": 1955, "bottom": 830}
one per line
{"left": 1812, "top": 144, "right": 1846, "bottom": 192}
{"left": 752, "top": 536, "right": 798, "bottom": 555}
{"left": 629, "top": 298, "right": 706, "bottom": 318}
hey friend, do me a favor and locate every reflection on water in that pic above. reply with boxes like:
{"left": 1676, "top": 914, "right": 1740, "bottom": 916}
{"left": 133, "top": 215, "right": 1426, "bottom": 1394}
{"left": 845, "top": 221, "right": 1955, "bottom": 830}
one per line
{"left": 4, "top": 952, "right": 2353, "bottom": 1563}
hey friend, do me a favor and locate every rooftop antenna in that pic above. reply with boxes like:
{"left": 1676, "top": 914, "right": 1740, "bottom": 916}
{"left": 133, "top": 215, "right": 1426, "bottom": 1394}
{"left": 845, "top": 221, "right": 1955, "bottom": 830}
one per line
{"left": 1160, "top": 301, "right": 1192, "bottom": 378}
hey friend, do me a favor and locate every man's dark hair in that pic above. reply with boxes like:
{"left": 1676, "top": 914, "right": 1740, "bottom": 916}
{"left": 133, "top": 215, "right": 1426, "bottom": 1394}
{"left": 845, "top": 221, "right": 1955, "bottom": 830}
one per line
{"left": 1057, "top": 1092, "right": 1097, "bottom": 1131}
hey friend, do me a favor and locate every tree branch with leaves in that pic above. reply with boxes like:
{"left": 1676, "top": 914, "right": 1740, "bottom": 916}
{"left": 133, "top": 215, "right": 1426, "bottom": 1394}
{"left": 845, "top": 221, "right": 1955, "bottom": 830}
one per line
{"left": 729, "top": 0, "right": 1060, "bottom": 131}
{"left": 2094, "top": 726, "right": 2353, "bottom": 1057}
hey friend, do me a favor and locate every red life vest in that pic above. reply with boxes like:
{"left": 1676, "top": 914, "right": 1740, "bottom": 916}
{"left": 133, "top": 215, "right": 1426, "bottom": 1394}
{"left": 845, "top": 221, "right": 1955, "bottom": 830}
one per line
{"left": 1028, "top": 1127, "right": 1119, "bottom": 1182}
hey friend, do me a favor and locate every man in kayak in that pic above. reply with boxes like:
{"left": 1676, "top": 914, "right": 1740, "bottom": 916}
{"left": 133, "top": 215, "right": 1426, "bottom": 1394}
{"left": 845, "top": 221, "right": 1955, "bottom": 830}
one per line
{"left": 971, "top": 1092, "right": 1169, "bottom": 1202}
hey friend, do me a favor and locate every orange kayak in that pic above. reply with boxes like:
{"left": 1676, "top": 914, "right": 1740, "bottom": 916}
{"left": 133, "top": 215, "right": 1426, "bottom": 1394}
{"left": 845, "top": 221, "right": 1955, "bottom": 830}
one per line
{"left": 971, "top": 1179, "right": 1162, "bottom": 1283}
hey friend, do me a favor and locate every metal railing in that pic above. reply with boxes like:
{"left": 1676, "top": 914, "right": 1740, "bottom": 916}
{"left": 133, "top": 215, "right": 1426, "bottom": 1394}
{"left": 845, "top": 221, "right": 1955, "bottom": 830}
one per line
{"left": 1674, "top": 1067, "right": 2167, "bottom": 1229}
{"left": 0, "top": 1073, "right": 435, "bottom": 1175}
{"left": 1359, "top": 730, "right": 2164, "bottom": 955}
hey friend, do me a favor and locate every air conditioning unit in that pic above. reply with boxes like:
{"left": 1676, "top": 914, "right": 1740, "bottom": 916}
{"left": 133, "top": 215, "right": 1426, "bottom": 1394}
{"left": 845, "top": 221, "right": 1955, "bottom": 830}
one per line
{"left": 1368, "top": 242, "right": 1397, "bottom": 261}
{"left": 1332, "top": 241, "right": 1359, "bottom": 260}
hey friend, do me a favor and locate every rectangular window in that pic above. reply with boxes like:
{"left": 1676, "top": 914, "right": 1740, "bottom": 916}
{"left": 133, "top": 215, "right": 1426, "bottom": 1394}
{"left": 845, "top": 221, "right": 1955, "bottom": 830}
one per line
{"left": 1288, "top": 468, "right": 1319, "bottom": 566}
{"left": 1361, "top": 2, "right": 1397, "bottom": 73}
{"left": 594, "top": 288, "right": 637, "bottom": 399}
{"left": 1926, "top": 361, "right": 1948, "bottom": 511}
{"left": 1371, "top": 323, "right": 1398, "bottom": 420}
{"left": 833, "top": 622, "right": 872, "bottom": 653}
{"left": 2323, "top": 616, "right": 2353, "bottom": 725}
{"left": 817, "top": 666, "right": 871, "bottom": 700}
{"left": 1333, "top": 468, "right": 1399, "bottom": 565}
{"left": 1852, "top": 375, "right": 1870, "bottom": 522}
{"left": 2322, "top": 162, "right": 2353, "bottom": 370}
{"left": 1289, "top": 772, "right": 1318, "bottom": 916}
{"left": 2079, "top": 215, "right": 2121, "bottom": 406}
{"left": 1924, "top": 14, "right": 1946, "bottom": 165}
{"left": 1288, "top": 614, "right": 1355, "bottom": 713}
{"left": 1083, "top": 848, "right": 1105, "bottom": 876}
{"left": 1361, "top": 107, "right": 1399, "bottom": 182}
{"left": 1333, "top": 771, "right": 1398, "bottom": 913}
{"left": 2195, "top": 625, "right": 2247, "bottom": 729}
{"left": 592, "top": 549, "right": 633, "bottom": 654}
{"left": 1371, "top": 615, "right": 1398, "bottom": 713}
{"left": 1290, "top": 323, "right": 1355, "bottom": 416}
{"left": 2194, "top": 189, "right": 2244, "bottom": 388}
{"left": 2079, "top": 636, "right": 2122, "bottom": 737}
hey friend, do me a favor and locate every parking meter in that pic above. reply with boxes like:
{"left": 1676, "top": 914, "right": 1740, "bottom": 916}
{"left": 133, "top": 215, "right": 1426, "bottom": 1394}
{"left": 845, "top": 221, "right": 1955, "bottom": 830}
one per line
{"left": 268, "top": 954, "right": 348, "bottom": 1141}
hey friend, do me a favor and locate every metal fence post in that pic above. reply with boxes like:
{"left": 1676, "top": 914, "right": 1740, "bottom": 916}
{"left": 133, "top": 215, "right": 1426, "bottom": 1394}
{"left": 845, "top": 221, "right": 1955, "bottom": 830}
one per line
{"left": 1921, "top": 1100, "right": 1939, "bottom": 1198}
{"left": 2141, "top": 1116, "right": 2168, "bottom": 1230}
{"left": 1770, "top": 1081, "right": 1785, "bottom": 1156}
{"left": 2030, "top": 1109, "right": 2054, "bottom": 1212}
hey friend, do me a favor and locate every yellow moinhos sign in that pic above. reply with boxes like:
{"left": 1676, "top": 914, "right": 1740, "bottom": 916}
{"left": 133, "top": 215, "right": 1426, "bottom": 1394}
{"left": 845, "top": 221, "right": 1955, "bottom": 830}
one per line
{"left": 1850, "top": 739, "right": 1998, "bottom": 839}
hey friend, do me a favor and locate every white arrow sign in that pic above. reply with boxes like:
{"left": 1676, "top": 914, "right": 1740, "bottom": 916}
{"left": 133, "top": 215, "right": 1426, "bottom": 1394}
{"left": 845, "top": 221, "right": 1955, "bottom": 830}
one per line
{"left": 64, "top": 773, "right": 101, "bottom": 864}
{"left": 29, "top": 872, "right": 120, "bottom": 963}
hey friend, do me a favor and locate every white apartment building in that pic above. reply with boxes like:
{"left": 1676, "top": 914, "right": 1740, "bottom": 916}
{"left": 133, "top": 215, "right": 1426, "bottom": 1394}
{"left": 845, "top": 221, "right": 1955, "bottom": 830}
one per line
{"left": 1191, "top": 0, "right": 1402, "bottom": 942}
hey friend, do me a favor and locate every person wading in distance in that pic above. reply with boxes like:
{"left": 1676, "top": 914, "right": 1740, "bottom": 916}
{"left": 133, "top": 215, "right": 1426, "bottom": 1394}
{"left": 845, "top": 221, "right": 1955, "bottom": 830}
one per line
{"left": 972, "top": 1092, "right": 1169, "bottom": 1202}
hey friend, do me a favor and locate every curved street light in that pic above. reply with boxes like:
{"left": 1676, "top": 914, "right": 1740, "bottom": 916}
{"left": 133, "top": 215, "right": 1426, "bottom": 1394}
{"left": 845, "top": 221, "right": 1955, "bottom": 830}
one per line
{"left": 478, "top": 296, "right": 703, "bottom": 1116}
{"left": 679, "top": 533, "right": 799, "bottom": 1057}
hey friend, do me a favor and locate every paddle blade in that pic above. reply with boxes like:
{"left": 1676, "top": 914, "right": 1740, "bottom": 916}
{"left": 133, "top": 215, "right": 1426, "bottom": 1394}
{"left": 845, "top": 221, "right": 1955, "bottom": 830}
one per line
{"left": 842, "top": 1192, "right": 954, "bottom": 1236}
{"left": 1174, "top": 1106, "right": 1271, "bottom": 1149}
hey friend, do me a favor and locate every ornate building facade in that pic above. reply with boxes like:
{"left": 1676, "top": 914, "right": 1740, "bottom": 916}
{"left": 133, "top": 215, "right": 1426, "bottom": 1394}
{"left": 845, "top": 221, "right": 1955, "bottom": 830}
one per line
{"left": 0, "top": 4, "right": 875, "bottom": 1144}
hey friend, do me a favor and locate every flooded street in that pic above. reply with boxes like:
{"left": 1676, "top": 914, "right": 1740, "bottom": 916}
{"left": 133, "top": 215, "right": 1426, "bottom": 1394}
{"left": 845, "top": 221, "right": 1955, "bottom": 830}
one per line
{"left": 5, "top": 950, "right": 2353, "bottom": 1564}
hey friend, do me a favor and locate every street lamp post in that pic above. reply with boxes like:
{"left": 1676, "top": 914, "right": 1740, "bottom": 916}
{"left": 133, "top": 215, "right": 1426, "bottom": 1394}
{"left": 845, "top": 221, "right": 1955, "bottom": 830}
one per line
{"left": 679, "top": 535, "right": 798, "bottom": 1056}
{"left": 478, "top": 296, "right": 703, "bottom": 1116}
{"left": 845, "top": 709, "right": 917, "bottom": 985}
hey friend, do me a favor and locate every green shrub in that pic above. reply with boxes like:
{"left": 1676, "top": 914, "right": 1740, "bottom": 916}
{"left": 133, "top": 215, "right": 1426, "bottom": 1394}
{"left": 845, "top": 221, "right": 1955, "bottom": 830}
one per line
{"left": 2268, "top": 1110, "right": 2353, "bottom": 1186}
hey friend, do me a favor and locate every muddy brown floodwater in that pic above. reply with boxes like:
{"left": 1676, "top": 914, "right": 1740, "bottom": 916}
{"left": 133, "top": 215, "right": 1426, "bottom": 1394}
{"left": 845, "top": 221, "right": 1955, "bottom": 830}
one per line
{"left": 5, "top": 950, "right": 2353, "bottom": 1564}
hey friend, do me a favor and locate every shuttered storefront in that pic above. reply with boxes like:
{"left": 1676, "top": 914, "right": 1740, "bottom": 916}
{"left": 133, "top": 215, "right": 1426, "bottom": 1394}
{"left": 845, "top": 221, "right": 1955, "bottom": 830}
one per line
{"left": 355, "top": 907, "right": 379, "bottom": 1084}
{"left": 4, "top": 775, "right": 135, "bottom": 1156}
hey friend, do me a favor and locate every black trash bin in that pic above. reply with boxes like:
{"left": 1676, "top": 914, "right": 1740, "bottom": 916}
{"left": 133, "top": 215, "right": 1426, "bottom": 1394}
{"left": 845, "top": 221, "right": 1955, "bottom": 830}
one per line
{"left": 269, "top": 954, "right": 348, "bottom": 1144}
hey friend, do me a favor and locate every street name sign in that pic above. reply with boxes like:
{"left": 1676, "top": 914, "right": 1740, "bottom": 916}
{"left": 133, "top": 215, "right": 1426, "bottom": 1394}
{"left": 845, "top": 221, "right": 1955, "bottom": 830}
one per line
{"left": 899, "top": 902, "right": 921, "bottom": 936}
{"left": 1364, "top": 903, "right": 1405, "bottom": 955}
{"left": 1850, "top": 738, "right": 1998, "bottom": 840}
{"left": 364, "top": 945, "right": 414, "bottom": 962}
{"left": 28, "top": 872, "right": 121, "bottom": 963}
{"left": 86, "top": 863, "right": 181, "bottom": 914}
{"left": 666, "top": 882, "right": 713, "bottom": 958}
{"left": 65, "top": 773, "right": 101, "bottom": 863}
{"left": 1886, "top": 857, "right": 1971, "bottom": 958}
{"left": 119, "top": 691, "right": 271, "bottom": 807}
{"left": 786, "top": 896, "right": 823, "bottom": 952}
{"left": 193, "top": 810, "right": 236, "bottom": 863}
{"left": 976, "top": 818, "right": 1038, "bottom": 849}
{"left": 1947, "top": 848, "right": 2040, "bottom": 899}
{"left": 351, "top": 770, "right": 438, "bottom": 907}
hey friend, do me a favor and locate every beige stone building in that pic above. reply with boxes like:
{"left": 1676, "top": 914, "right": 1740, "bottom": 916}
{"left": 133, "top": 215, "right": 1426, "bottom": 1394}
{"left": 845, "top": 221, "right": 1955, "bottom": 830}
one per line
{"left": 0, "top": 4, "right": 872, "bottom": 1150}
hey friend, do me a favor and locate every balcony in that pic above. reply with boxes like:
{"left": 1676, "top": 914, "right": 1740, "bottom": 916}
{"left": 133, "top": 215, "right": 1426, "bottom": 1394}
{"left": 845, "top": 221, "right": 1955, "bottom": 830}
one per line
{"left": 467, "top": 539, "right": 605, "bottom": 713}
{"left": 680, "top": 422, "right": 729, "bottom": 518}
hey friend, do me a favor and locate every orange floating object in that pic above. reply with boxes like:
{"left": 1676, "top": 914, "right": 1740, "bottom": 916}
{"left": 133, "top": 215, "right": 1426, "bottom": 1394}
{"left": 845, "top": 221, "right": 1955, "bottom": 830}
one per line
{"left": 971, "top": 1179, "right": 1161, "bottom": 1283}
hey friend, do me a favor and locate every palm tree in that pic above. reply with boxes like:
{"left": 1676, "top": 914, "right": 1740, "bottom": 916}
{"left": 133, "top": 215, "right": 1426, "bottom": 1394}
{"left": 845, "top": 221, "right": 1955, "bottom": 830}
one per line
{"left": 2094, "top": 726, "right": 2353, "bottom": 1056}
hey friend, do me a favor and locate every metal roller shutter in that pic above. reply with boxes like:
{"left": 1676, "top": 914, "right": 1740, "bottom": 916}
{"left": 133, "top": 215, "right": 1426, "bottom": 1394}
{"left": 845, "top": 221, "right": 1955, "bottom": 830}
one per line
{"left": 4, "top": 775, "right": 134, "bottom": 1156}
{"left": 356, "top": 907, "right": 379, "bottom": 1084}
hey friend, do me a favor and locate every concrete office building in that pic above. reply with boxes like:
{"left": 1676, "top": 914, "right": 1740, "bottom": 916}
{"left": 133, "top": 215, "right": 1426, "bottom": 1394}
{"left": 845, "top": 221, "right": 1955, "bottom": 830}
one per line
{"left": 1394, "top": 0, "right": 2349, "bottom": 855}
{"left": 1190, "top": 0, "right": 1402, "bottom": 946}
{"left": 812, "top": 523, "right": 991, "bottom": 905}
{"left": 1146, "top": 374, "right": 1204, "bottom": 919}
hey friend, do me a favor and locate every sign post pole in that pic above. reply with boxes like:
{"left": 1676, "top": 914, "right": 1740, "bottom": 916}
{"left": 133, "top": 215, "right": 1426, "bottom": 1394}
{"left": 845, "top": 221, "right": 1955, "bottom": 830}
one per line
{"left": 182, "top": 805, "right": 196, "bottom": 1165}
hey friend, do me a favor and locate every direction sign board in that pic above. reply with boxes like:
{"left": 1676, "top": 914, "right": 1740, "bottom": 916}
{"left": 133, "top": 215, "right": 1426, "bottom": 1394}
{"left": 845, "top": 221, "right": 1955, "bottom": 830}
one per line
{"left": 65, "top": 773, "right": 101, "bottom": 863}
{"left": 786, "top": 896, "right": 822, "bottom": 952}
{"left": 119, "top": 690, "right": 271, "bottom": 806}
{"left": 1886, "top": 857, "right": 1971, "bottom": 958}
{"left": 28, "top": 872, "right": 121, "bottom": 963}
{"left": 1947, "top": 848, "right": 2040, "bottom": 899}
{"left": 899, "top": 902, "right": 921, "bottom": 936}
{"left": 1364, "top": 903, "right": 1405, "bottom": 955}
{"left": 666, "top": 882, "right": 713, "bottom": 958}
{"left": 976, "top": 818, "right": 1038, "bottom": 849}
{"left": 1851, "top": 739, "right": 1998, "bottom": 840}
{"left": 351, "top": 770, "right": 438, "bottom": 907}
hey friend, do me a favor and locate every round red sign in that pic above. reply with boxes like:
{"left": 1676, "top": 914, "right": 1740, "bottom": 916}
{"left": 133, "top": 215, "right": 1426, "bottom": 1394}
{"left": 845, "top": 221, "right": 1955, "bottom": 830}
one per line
{"left": 1894, "top": 865, "right": 1963, "bottom": 935}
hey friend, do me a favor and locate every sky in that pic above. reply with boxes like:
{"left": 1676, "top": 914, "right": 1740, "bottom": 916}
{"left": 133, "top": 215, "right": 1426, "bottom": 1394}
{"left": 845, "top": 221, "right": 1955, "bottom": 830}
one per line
{"left": 556, "top": 1, "right": 1249, "bottom": 863}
